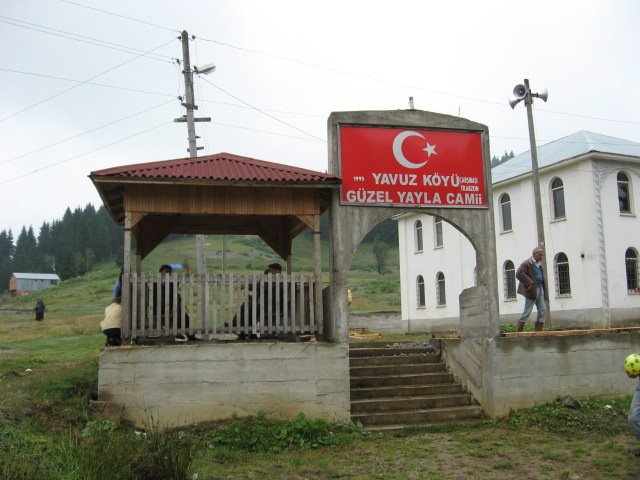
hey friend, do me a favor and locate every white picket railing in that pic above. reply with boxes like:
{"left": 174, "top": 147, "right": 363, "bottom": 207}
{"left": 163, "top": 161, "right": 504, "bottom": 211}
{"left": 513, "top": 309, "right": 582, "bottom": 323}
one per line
{"left": 121, "top": 272, "right": 318, "bottom": 339}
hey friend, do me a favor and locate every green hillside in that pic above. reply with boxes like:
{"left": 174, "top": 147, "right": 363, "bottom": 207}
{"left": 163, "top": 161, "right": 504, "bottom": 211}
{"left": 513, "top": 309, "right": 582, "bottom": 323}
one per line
{"left": 0, "top": 234, "right": 400, "bottom": 318}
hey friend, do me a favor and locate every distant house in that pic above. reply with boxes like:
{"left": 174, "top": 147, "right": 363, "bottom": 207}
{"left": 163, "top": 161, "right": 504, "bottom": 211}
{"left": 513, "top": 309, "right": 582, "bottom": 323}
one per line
{"left": 9, "top": 273, "right": 60, "bottom": 296}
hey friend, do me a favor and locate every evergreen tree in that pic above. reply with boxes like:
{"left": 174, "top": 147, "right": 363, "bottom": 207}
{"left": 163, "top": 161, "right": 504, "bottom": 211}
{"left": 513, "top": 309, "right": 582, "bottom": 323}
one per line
{"left": 37, "top": 222, "right": 55, "bottom": 272}
{"left": 492, "top": 150, "right": 516, "bottom": 167}
{"left": 363, "top": 218, "right": 398, "bottom": 245}
{"left": 55, "top": 251, "right": 76, "bottom": 280}
{"left": 0, "top": 230, "right": 13, "bottom": 291}
{"left": 0, "top": 202, "right": 126, "bottom": 289}
{"left": 372, "top": 235, "right": 389, "bottom": 275}
{"left": 13, "top": 226, "right": 39, "bottom": 272}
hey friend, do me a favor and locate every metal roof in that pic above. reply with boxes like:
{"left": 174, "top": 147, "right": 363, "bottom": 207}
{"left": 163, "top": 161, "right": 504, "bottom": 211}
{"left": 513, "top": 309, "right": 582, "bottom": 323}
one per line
{"left": 90, "top": 152, "right": 340, "bottom": 185}
{"left": 491, "top": 131, "right": 640, "bottom": 184}
{"left": 12, "top": 273, "right": 60, "bottom": 280}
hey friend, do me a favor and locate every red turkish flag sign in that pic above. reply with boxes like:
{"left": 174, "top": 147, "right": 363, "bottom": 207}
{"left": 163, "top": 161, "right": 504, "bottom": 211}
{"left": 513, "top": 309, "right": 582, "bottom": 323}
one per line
{"left": 339, "top": 126, "right": 487, "bottom": 208}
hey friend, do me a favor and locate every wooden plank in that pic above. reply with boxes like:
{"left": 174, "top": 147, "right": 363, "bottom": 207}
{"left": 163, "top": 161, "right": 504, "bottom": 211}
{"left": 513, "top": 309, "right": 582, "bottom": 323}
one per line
{"left": 155, "top": 274, "right": 162, "bottom": 335}
{"left": 283, "top": 274, "right": 290, "bottom": 333}
{"left": 308, "top": 276, "right": 315, "bottom": 335}
{"left": 178, "top": 273, "right": 186, "bottom": 335}
{"left": 273, "top": 274, "right": 284, "bottom": 333}
{"left": 131, "top": 273, "right": 138, "bottom": 339}
{"left": 212, "top": 275, "right": 218, "bottom": 334}
{"left": 292, "top": 275, "right": 297, "bottom": 333}
{"left": 127, "top": 185, "right": 321, "bottom": 216}
{"left": 139, "top": 273, "right": 146, "bottom": 338}
{"left": 251, "top": 274, "right": 257, "bottom": 336}
{"left": 228, "top": 273, "right": 234, "bottom": 331}
{"left": 502, "top": 326, "right": 640, "bottom": 337}
{"left": 240, "top": 274, "right": 248, "bottom": 336}
{"left": 266, "top": 273, "right": 273, "bottom": 335}
{"left": 220, "top": 273, "right": 227, "bottom": 333}
{"left": 299, "top": 275, "right": 305, "bottom": 334}
{"left": 171, "top": 273, "right": 178, "bottom": 335}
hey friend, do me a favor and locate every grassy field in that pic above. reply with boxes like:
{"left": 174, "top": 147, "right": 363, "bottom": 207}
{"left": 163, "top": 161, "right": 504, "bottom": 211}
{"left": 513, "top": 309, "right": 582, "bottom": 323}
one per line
{"left": 2, "top": 312, "right": 640, "bottom": 479}
{"left": 2, "top": 236, "right": 640, "bottom": 478}
{"left": 1, "top": 234, "right": 400, "bottom": 319}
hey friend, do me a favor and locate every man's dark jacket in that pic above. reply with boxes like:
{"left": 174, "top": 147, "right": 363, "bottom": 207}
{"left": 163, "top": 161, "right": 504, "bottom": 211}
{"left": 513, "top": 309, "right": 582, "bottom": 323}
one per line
{"left": 516, "top": 258, "right": 549, "bottom": 301}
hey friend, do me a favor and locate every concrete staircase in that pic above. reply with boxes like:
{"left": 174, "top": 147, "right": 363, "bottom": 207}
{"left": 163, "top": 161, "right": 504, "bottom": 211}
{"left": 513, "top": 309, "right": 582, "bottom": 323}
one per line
{"left": 350, "top": 342, "right": 482, "bottom": 429}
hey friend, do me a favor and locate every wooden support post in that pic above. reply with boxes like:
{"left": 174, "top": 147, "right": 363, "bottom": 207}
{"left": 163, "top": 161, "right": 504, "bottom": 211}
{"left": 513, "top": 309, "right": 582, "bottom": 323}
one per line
{"left": 313, "top": 215, "right": 323, "bottom": 334}
{"left": 123, "top": 212, "right": 132, "bottom": 338}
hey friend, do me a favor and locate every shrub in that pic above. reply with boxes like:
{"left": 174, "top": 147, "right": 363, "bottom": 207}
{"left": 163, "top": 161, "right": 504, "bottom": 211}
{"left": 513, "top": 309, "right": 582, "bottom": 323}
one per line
{"left": 203, "top": 412, "right": 362, "bottom": 453}
{"left": 507, "top": 395, "right": 630, "bottom": 435}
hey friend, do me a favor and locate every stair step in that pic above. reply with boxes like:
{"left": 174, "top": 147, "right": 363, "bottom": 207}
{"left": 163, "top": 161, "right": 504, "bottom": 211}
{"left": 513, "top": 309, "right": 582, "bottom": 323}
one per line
{"left": 348, "top": 341, "right": 482, "bottom": 428}
{"left": 351, "top": 372, "right": 454, "bottom": 388}
{"left": 351, "top": 393, "right": 473, "bottom": 414}
{"left": 350, "top": 355, "right": 440, "bottom": 366}
{"left": 350, "top": 363, "right": 446, "bottom": 377}
{"left": 351, "top": 383, "right": 465, "bottom": 400}
{"left": 352, "top": 405, "right": 483, "bottom": 427}
{"left": 349, "top": 347, "right": 437, "bottom": 358}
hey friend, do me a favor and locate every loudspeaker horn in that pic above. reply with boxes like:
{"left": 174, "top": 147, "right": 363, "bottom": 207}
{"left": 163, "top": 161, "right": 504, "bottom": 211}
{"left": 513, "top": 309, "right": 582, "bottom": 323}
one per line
{"left": 512, "top": 84, "right": 527, "bottom": 99}
{"left": 534, "top": 88, "right": 548, "bottom": 102}
{"left": 508, "top": 95, "right": 521, "bottom": 109}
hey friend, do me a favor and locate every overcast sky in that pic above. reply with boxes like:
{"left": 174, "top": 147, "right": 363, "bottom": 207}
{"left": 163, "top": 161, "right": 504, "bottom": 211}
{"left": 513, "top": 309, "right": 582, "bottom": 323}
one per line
{"left": 1, "top": 0, "right": 638, "bottom": 236}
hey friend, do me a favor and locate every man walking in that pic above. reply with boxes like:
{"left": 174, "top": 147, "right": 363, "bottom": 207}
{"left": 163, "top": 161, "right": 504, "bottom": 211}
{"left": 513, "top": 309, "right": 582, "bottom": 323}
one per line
{"left": 515, "top": 246, "right": 548, "bottom": 332}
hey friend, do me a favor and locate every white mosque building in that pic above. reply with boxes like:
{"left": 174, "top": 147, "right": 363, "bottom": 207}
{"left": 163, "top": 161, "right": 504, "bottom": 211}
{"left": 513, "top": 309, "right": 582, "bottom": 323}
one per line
{"left": 396, "top": 131, "right": 640, "bottom": 332}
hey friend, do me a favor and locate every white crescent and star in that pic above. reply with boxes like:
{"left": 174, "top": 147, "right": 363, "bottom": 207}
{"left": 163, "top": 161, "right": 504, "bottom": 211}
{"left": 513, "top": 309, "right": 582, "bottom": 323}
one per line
{"left": 392, "top": 131, "right": 437, "bottom": 169}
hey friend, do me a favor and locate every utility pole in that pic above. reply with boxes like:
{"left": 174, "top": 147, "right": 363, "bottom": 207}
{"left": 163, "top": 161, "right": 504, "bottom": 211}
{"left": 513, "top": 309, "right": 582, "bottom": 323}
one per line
{"left": 509, "top": 78, "right": 551, "bottom": 325}
{"left": 523, "top": 79, "right": 545, "bottom": 253}
{"left": 174, "top": 30, "right": 211, "bottom": 276}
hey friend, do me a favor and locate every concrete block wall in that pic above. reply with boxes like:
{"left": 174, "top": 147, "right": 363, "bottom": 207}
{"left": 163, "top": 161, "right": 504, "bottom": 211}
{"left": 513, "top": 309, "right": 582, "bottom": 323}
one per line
{"left": 97, "top": 342, "right": 350, "bottom": 429}
{"left": 443, "top": 332, "right": 640, "bottom": 418}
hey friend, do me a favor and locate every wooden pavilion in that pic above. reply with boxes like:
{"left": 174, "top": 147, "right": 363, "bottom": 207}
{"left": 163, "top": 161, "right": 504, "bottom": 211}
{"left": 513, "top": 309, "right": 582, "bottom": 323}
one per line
{"left": 90, "top": 152, "right": 341, "bottom": 341}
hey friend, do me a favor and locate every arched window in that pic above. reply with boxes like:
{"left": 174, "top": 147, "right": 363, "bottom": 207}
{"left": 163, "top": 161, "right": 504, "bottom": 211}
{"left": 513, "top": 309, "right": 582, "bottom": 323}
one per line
{"left": 434, "top": 217, "right": 443, "bottom": 248}
{"left": 555, "top": 252, "right": 571, "bottom": 296}
{"left": 499, "top": 193, "right": 512, "bottom": 231}
{"left": 414, "top": 220, "right": 423, "bottom": 252}
{"left": 416, "top": 275, "right": 425, "bottom": 307}
{"left": 503, "top": 260, "right": 516, "bottom": 300}
{"left": 551, "top": 178, "right": 566, "bottom": 219}
{"left": 618, "top": 172, "right": 632, "bottom": 214}
{"left": 626, "top": 248, "right": 639, "bottom": 292}
{"left": 436, "top": 272, "right": 446, "bottom": 306}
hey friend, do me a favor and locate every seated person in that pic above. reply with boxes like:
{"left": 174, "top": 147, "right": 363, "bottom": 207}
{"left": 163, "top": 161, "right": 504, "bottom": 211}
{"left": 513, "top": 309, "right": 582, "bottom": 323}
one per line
{"left": 101, "top": 296, "right": 122, "bottom": 346}
{"left": 234, "top": 263, "right": 284, "bottom": 336}
{"left": 152, "top": 264, "right": 198, "bottom": 342}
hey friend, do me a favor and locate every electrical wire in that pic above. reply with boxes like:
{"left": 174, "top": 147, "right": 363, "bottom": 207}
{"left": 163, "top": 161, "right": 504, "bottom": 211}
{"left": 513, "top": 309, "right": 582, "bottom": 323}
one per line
{"left": 1, "top": 121, "right": 173, "bottom": 185}
{"left": 60, "top": 0, "right": 176, "bottom": 32}
{"left": 43, "top": 2, "right": 640, "bottom": 129}
{"left": 0, "top": 39, "right": 175, "bottom": 123}
{"left": 0, "top": 99, "right": 176, "bottom": 166}
{"left": 0, "top": 67, "right": 176, "bottom": 98}
{"left": 0, "top": 15, "right": 174, "bottom": 63}
{"left": 198, "top": 76, "right": 325, "bottom": 142}
{"left": 212, "top": 120, "right": 325, "bottom": 143}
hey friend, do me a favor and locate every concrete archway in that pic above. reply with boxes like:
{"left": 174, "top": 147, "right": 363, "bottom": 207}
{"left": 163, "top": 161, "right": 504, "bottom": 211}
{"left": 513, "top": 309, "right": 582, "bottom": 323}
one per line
{"left": 325, "top": 110, "right": 499, "bottom": 344}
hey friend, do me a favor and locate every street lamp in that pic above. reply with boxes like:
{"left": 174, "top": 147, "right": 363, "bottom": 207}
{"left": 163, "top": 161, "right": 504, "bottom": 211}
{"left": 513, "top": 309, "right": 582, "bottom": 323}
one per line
{"left": 194, "top": 63, "right": 216, "bottom": 75}
{"left": 509, "top": 79, "right": 551, "bottom": 323}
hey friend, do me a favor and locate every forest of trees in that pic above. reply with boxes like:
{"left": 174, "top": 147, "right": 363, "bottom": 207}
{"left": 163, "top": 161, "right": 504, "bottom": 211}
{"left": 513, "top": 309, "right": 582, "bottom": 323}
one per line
{"left": 0, "top": 204, "right": 123, "bottom": 292}
{"left": 491, "top": 150, "right": 515, "bottom": 167}
{"left": 0, "top": 206, "right": 401, "bottom": 293}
